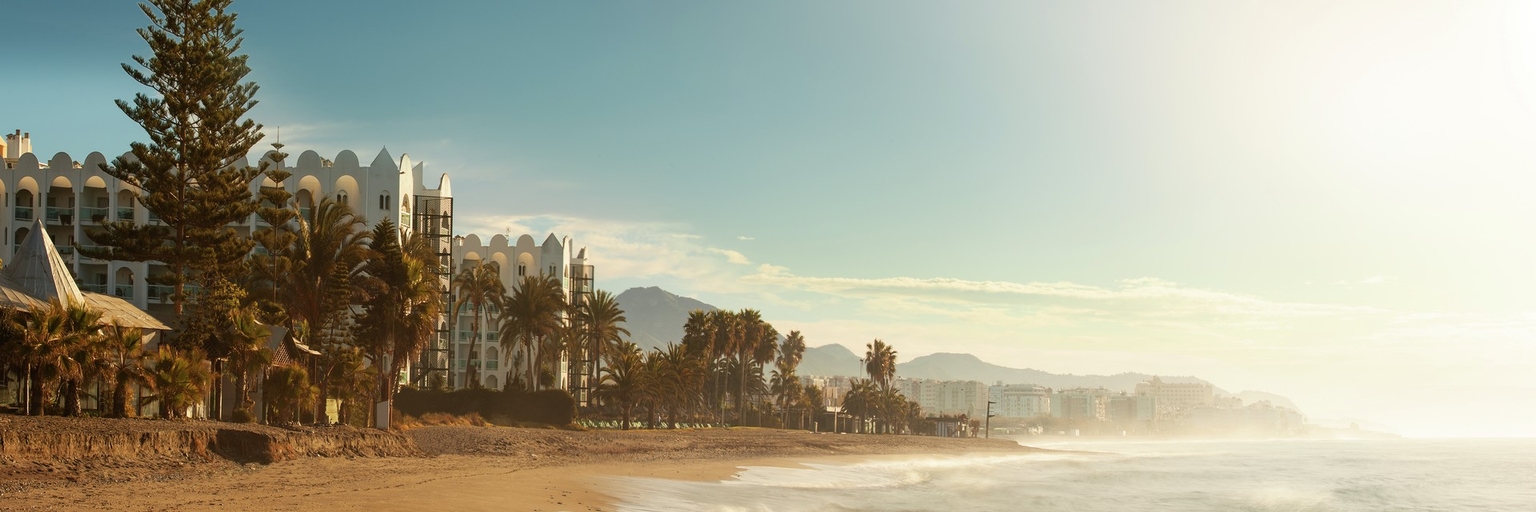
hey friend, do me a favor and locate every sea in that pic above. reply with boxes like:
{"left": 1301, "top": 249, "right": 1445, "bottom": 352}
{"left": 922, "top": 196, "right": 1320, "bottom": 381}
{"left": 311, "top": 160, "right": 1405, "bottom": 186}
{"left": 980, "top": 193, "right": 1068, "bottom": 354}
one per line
{"left": 607, "top": 437, "right": 1536, "bottom": 511}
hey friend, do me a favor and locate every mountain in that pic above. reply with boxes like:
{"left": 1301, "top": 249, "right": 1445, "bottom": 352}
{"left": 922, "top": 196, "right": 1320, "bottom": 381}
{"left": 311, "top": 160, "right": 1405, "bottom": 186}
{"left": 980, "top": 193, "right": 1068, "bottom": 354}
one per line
{"left": 614, "top": 286, "right": 717, "bottom": 352}
{"left": 894, "top": 352, "right": 1207, "bottom": 392}
{"left": 796, "top": 343, "right": 864, "bottom": 378}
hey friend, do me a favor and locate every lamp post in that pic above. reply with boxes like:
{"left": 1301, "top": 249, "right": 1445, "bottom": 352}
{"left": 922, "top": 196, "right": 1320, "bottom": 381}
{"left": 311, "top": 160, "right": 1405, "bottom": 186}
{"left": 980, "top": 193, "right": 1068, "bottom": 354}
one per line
{"left": 986, "top": 401, "right": 997, "bottom": 439}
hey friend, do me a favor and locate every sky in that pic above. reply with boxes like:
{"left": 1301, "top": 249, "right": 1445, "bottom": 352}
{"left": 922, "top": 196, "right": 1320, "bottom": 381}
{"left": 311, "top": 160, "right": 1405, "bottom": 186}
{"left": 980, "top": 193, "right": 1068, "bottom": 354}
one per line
{"left": 4, "top": 0, "right": 1536, "bottom": 437}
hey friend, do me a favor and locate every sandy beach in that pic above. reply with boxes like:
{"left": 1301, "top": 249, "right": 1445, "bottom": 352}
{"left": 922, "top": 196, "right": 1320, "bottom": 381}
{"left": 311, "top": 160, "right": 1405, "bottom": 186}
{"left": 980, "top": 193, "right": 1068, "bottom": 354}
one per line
{"left": 0, "top": 422, "right": 1033, "bottom": 511}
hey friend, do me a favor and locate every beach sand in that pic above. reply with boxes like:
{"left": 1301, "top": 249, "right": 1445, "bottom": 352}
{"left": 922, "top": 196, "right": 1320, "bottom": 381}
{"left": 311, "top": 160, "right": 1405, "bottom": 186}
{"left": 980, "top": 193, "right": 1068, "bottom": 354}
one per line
{"left": 0, "top": 425, "right": 1032, "bottom": 511}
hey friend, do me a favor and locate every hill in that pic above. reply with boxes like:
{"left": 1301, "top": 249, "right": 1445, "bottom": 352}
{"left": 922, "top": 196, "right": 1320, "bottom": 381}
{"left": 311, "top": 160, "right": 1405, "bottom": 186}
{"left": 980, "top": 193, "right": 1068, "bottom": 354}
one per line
{"left": 613, "top": 286, "right": 717, "bottom": 352}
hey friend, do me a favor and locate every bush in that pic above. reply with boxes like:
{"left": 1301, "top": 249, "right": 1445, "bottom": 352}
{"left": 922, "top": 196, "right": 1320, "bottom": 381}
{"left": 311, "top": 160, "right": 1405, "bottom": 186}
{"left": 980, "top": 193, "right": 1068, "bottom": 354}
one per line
{"left": 394, "top": 388, "right": 576, "bottom": 426}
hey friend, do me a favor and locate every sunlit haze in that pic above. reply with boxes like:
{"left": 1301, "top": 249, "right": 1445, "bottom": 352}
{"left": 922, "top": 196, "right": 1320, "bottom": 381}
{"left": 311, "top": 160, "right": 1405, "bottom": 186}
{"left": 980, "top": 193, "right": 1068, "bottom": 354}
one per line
{"left": 5, "top": 1, "right": 1535, "bottom": 437}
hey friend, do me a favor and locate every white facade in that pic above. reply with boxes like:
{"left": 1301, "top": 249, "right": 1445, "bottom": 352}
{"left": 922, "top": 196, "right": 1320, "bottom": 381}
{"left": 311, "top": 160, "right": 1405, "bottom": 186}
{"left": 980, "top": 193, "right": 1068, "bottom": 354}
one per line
{"left": 989, "top": 384, "right": 1052, "bottom": 419}
{"left": 1051, "top": 387, "right": 1113, "bottom": 420}
{"left": 450, "top": 233, "right": 592, "bottom": 391}
{"left": 898, "top": 378, "right": 989, "bottom": 418}
{"left": 1134, "top": 377, "right": 1214, "bottom": 412}
{"left": 0, "top": 142, "right": 450, "bottom": 320}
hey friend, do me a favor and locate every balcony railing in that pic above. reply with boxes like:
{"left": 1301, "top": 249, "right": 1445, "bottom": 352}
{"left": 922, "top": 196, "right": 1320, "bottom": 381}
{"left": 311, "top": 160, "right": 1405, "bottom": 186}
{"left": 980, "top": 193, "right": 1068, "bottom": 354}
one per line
{"left": 81, "top": 283, "right": 107, "bottom": 294}
{"left": 147, "top": 212, "right": 163, "bottom": 224}
{"left": 56, "top": 245, "right": 73, "bottom": 255}
{"left": 116, "top": 207, "right": 134, "bottom": 222}
{"left": 82, "top": 207, "right": 109, "bottom": 223}
{"left": 77, "top": 244, "right": 109, "bottom": 261}
{"left": 45, "top": 207, "right": 71, "bottom": 224}
{"left": 148, "top": 285, "right": 174, "bottom": 303}
{"left": 14, "top": 207, "right": 33, "bottom": 221}
{"left": 114, "top": 284, "right": 134, "bottom": 299}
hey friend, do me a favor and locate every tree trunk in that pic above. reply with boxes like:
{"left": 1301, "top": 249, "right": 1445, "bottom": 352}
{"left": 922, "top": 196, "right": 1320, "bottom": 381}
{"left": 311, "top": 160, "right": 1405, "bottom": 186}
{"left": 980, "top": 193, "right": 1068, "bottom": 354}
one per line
{"left": 63, "top": 379, "right": 81, "bottom": 417}
{"left": 113, "top": 381, "right": 131, "bottom": 418}
{"left": 28, "top": 367, "right": 45, "bottom": 416}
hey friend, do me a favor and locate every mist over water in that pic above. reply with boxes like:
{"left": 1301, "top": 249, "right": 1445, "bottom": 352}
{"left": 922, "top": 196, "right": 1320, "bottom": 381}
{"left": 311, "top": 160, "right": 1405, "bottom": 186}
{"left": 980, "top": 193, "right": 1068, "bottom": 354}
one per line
{"left": 609, "top": 439, "right": 1536, "bottom": 511}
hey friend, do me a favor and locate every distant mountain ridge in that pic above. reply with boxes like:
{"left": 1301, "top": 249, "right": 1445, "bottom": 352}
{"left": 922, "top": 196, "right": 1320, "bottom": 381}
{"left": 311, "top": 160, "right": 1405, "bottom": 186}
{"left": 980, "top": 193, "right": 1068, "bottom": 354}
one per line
{"left": 614, "top": 286, "right": 1303, "bottom": 413}
{"left": 613, "top": 286, "right": 717, "bottom": 352}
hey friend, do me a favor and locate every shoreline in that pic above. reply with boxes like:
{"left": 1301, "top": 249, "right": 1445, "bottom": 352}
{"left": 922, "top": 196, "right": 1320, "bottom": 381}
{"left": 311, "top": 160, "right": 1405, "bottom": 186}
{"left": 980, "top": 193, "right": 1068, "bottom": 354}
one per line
{"left": 0, "top": 423, "right": 1035, "bottom": 511}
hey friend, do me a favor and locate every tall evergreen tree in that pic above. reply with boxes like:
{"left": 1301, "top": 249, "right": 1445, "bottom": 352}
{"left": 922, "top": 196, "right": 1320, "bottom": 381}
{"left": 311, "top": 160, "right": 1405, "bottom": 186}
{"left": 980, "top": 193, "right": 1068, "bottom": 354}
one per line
{"left": 84, "top": 0, "right": 266, "bottom": 353}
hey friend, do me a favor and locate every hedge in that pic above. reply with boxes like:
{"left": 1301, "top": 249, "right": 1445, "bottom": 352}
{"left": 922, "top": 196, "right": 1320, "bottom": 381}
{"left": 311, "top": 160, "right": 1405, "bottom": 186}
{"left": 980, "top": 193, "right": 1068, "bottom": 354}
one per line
{"left": 394, "top": 388, "right": 577, "bottom": 426}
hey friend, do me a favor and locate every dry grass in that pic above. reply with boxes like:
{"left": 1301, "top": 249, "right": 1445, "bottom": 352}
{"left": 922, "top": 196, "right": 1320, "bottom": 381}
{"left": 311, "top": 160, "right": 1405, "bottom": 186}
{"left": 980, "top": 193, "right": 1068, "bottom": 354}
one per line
{"left": 395, "top": 412, "right": 488, "bottom": 430}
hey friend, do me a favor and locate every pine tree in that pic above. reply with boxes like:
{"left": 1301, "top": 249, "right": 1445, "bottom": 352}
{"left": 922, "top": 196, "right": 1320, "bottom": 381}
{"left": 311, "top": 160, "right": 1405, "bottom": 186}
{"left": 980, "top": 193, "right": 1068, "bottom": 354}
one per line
{"left": 83, "top": 0, "right": 266, "bottom": 353}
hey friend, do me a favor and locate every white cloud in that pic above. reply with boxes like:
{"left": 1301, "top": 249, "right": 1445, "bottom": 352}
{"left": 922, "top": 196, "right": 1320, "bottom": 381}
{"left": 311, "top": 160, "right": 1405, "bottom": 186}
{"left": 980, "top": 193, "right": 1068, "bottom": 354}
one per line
{"left": 737, "top": 236, "right": 755, "bottom": 241}
{"left": 707, "top": 248, "right": 752, "bottom": 265}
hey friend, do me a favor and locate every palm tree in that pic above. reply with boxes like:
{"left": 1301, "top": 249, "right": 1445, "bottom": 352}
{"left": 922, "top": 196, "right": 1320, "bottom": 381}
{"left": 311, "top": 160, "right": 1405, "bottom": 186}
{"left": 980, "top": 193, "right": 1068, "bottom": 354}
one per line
{"left": 14, "top": 301, "right": 70, "bottom": 416}
{"left": 60, "top": 304, "right": 104, "bottom": 416}
{"left": 596, "top": 340, "right": 647, "bottom": 429}
{"left": 735, "top": 309, "right": 765, "bottom": 425}
{"left": 578, "top": 289, "right": 628, "bottom": 401}
{"left": 864, "top": 339, "right": 897, "bottom": 390}
{"left": 652, "top": 342, "right": 704, "bottom": 428}
{"left": 228, "top": 309, "right": 271, "bottom": 420}
{"left": 264, "top": 362, "right": 317, "bottom": 425}
{"left": 706, "top": 310, "right": 739, "bottom": 423}
{"left": 498, "top": 274, "right": 565, "bottom": 391}
{"left": 355, "top": 219, "right": 442, "bottom": 426}
{"left": 802, "top": 385, "right": 826, "bottom": 431}
{"left": 769, "top": 363, "right": 800, "bottom": 428}
{"left": 148, "top": 346, "right": 211, "bottom": 419}
{"left": 842, "top": 378, "right": 876, "bottom": 433}
{"left": 680, "top": 309, "right": 714, "bottom": 359}
{"left": 269, "top": 197, "right": 370, "bottom": 422}
{"left": 452, "top": 261, "right": 504, "bottom": 389}
{"left": 97, "top": 322, "right": 154, "bottom": 418}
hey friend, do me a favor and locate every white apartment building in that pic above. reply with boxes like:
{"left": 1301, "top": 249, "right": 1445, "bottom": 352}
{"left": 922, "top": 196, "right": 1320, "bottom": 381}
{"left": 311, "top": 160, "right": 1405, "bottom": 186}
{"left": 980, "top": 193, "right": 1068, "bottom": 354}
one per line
{"left": 988, "top": 384, "right": 1052, "bottom": 419}
{"left": 898, "top": 378, "right": 989, "bottom": 418}
{"left": 1134, "top": 377, "right": 1215, "bottom": 412}
{"left": 0, "top": 133, "right": 464, "bottom": 388}
{"left": 1051, "top": 387, "right": 1114, "bottom": 421}
{"left": 0, "top": 142, "right": 450, "bottom": 307}
{"left": 450, "top": 233, "right": 593, "bottom": 394}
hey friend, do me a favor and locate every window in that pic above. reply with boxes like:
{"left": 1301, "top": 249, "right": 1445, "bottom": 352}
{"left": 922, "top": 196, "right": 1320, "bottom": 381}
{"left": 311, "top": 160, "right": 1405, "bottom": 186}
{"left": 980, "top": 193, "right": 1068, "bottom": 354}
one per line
{"left": 336, "top": 192, "right": 348, "bottom": 204}
{"left": 380, "top": 193, "right": 391, "bottom": 210}
{"left": 518, "top": 264, "right": 526, "bottom": 276}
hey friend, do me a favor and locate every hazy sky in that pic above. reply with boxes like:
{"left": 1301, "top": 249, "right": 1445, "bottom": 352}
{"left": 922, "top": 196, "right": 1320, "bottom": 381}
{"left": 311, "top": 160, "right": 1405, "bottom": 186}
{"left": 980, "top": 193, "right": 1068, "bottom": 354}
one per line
{"left": 5, "top": 1, "right": 1536, "bottom": 437}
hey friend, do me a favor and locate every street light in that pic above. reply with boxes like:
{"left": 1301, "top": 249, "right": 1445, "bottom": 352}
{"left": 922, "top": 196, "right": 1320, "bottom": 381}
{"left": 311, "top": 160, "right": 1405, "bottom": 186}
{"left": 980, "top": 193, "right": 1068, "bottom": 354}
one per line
{"left": 986, "top": 401, "right": 997, "bottom": 439}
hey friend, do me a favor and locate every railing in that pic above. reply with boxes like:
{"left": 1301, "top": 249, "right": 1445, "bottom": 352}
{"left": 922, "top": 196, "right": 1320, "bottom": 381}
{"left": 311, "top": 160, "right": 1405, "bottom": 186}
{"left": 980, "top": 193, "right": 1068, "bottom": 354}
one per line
{"left": 299, "top": 207, "right": 312, "bottom": 221}
{"left": 82, "top": 207, "right": 109, "bottom": 223}
{"left": 114, "top": 284, "right": 134, "bottom": 299}
{"left": 14, "top": 207, "right": 33, "bottom": 221}
{"left": 76, "top": 244, "right": 105, "bottom": 260}
{"left": 81, "top": 283, "right": 107, "bottom": 294}
{"left": 148, "top": 285, "right": 174, "bottom": 303}
{"left": 116, "top": 207, "right": 134, "bottom": 222}
{"left": 56, "top": 245, "right": 74, "bottom": 255}
{"left": 45, "top": 207, "right": 71, "bottom": 224}
{"left": 147, "top": 212, "right": 162, "bottom": 224}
